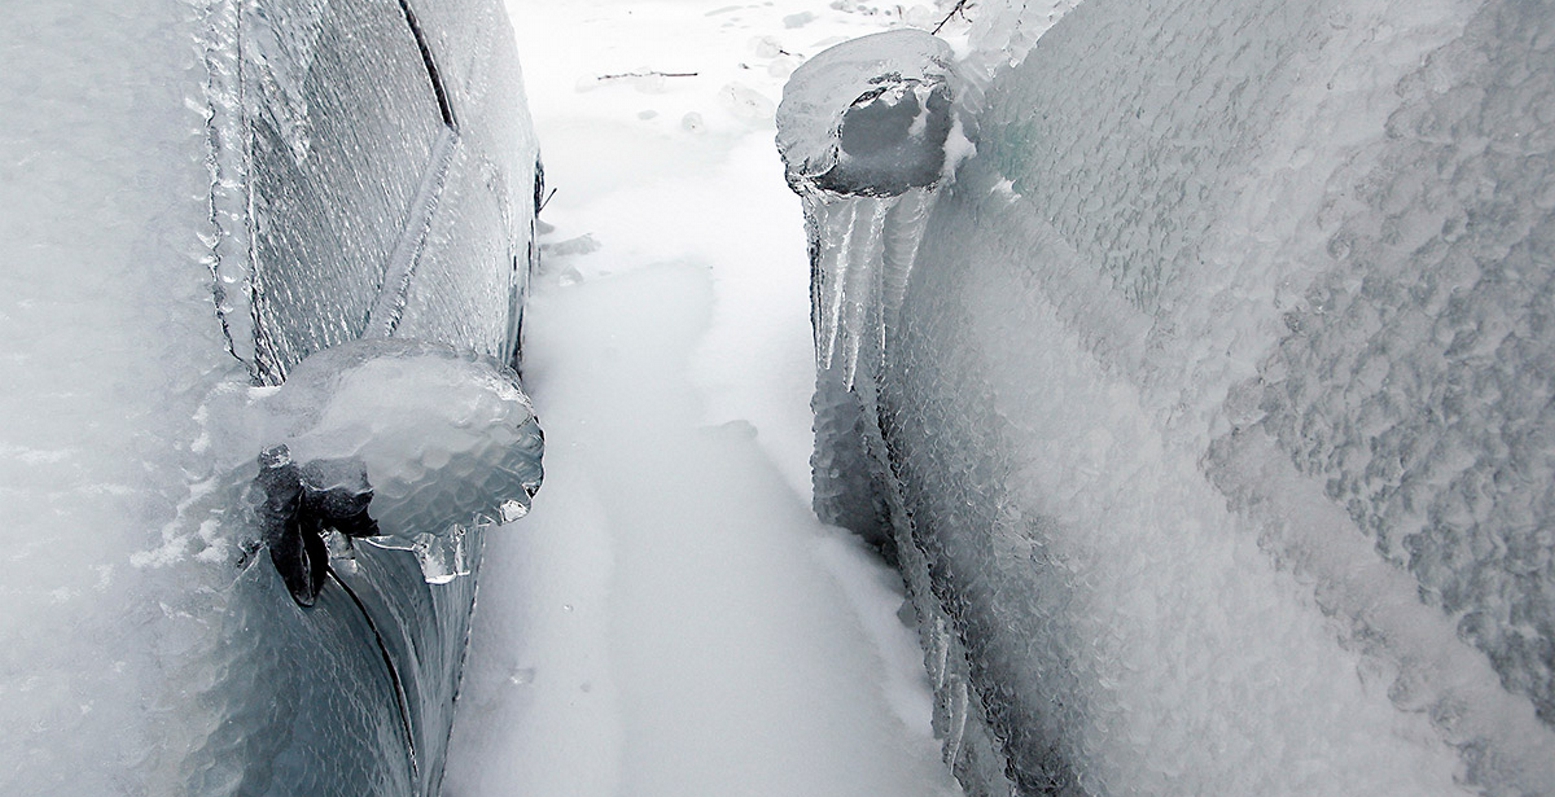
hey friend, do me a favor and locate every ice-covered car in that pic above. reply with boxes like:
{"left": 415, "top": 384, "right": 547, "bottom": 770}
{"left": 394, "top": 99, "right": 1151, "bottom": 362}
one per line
{"left": 780, "top": 4, "right": 1555, "bottom": 795}
{"left": 1, "top": 0, "right": 542, "bottom": 794}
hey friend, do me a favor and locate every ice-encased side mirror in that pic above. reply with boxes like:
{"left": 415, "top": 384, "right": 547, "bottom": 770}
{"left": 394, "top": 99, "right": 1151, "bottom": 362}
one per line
{"left": 776, "top": 29, "right": 963, "bottom": 198}
{"left": 253, "top": 339, "right": 544, "bottom": 604}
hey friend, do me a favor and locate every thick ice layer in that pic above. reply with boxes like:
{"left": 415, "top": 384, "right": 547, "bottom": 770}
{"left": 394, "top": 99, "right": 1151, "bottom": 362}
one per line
{"left": 169, "top": 340, "right": 544, "bottom": 795}
{"left": 1, "top": 0, "right": 540, "bottom": 793}
{"left": 177, "top": 512, "right": 485, "bottom": 797}
{"left": 1, "top": 3, "right": 233, "bottom": 791}
{"left": 261, "top": 339, "right": 544, "bottom": 583}
{"left": 777, "top": 32, "right": 963, "bottom": 552}
{"left": 777, "top": 29, "right": 962, "bottom": 199}
{"left": 210, "top": 0, "right": 541, "bottom": 382}
{"left": 790, "top": 0, "right": 1555, "bottom": 794}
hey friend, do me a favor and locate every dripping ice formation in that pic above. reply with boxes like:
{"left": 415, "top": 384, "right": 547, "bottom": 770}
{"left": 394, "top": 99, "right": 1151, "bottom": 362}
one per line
{"left": 780, "top": 2, "right": 1555, "bottom": 796}
{"left": 776, "top": 30, "right": 967, "bottom": 553}
{"left": 0, "top": 0, "right": 542, "bottom": 793}
{"left": 259, "top": 340, "right": 544, "bottom": 589}
{"left": 777, "top": 30, "right": 965, "bottom": 388}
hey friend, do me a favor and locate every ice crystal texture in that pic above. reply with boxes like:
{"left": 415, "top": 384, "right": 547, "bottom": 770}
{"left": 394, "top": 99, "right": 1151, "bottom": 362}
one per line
{"left": 785, "top": 1, "right": 1555, "bottom": 795}
{"left": 776, "top": 30, "right": 965, "bottom": 553}
{"left": 211, "top": 0, "right": 541, "bottom": 383}
{"left": 264, "top": 339, "right": 544, "bottom": 583}
{"left": 1, "top": 0, "right": 540, "bottom": 794}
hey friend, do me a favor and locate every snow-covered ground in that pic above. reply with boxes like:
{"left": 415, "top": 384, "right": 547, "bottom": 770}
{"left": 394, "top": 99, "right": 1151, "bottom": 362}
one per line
{"left": 442, "top": 2, "right": 968, "bottom": 794}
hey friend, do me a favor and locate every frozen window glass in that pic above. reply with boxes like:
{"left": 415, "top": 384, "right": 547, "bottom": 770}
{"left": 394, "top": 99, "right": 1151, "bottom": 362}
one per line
{"left": 244, "top": 0, "right": 449, "bottom": 381}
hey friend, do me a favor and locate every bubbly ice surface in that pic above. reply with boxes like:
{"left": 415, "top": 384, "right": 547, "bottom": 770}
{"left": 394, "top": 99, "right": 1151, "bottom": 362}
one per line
{"left": 1, "top": 0, "right": 540, "bottom": 791}
{"left": 777, "top": 32, "right": 962, "bottom": 555}
{"left": 264, "top": 339, "right": 544, "bottom": 583}
{"left": 790, "top": 0, "right": 1555, "bottom": 794}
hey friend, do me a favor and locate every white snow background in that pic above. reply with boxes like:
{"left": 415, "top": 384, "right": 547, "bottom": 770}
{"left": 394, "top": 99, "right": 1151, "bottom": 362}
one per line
{"left": 442, "top": 2, "right": 972, "bottom": 795}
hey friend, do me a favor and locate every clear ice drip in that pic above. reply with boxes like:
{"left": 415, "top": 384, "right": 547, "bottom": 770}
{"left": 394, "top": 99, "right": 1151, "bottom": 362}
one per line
{"left": 776, "top": 28, "right": 963, "bottom": 386}
{"left": 777, "top": 29, "right": 964, "bottom": 547}
{"left": 779, "top": 31, "right": 1013, "bottom": 790}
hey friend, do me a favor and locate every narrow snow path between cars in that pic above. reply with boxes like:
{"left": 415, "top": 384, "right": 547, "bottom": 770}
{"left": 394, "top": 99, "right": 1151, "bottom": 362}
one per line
{"left": 443, "top": 2, "right": 963, "bottom": 794}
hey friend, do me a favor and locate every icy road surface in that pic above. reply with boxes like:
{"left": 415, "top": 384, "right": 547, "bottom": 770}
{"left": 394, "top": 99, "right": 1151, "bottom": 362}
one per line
{"left": 443, "top": 2, "right": 964, "bottom": 794}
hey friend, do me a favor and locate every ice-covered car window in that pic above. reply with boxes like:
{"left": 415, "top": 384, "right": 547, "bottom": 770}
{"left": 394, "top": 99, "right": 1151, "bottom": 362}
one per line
{"left": 237, "top": 0, "right": 454, "bottom": 381}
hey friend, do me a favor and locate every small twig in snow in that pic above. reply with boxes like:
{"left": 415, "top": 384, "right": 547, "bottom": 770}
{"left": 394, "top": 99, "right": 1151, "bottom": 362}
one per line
{"left": 932, "top": 0, "right": 973, "bottom": 34}
{"left": 538, "top": 187, "right": 557, "bottom": 213}
{"left": 595, "top": 70, "right": 699, "bottom": 80}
